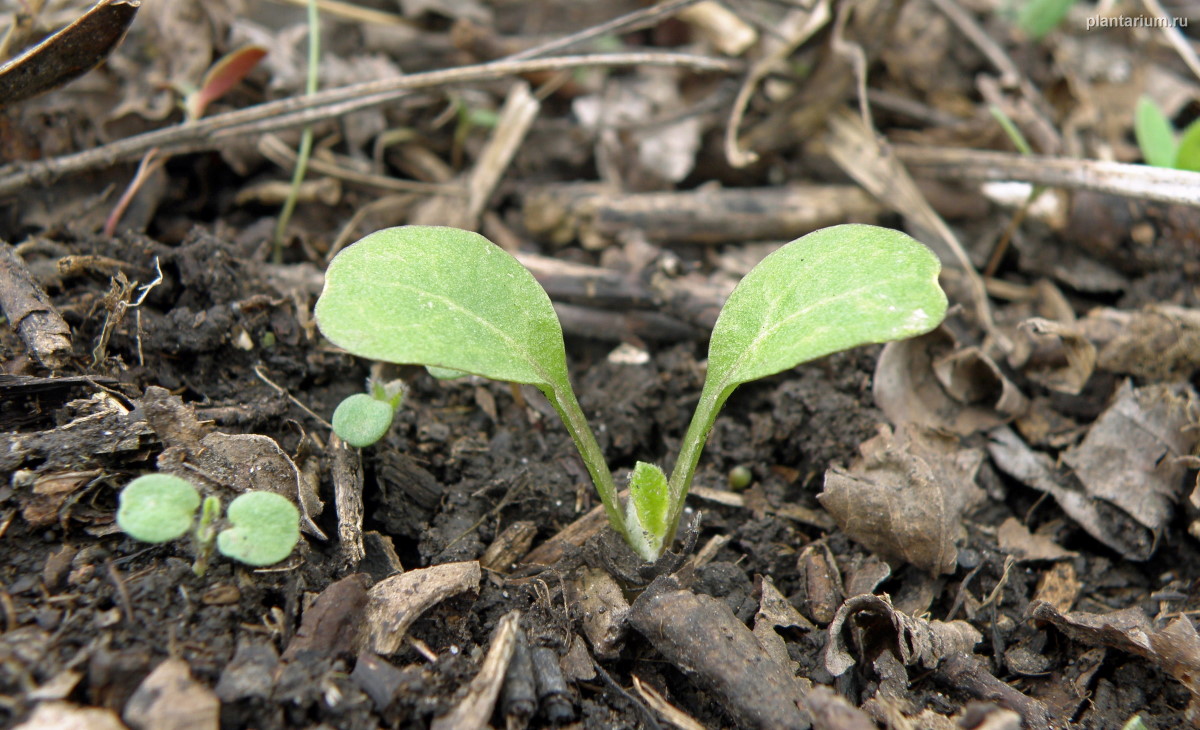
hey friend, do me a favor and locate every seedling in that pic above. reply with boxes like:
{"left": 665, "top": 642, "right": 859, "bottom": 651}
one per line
{"left": 116, "top": 474, "right": 300, "bottom": 575}
{"left": 1013, "top": 0, "right": 1077, "bottom": 39}
{"left": 332, "top": 379, "right": 406, "bottom": 447}
{"left": 1134, "top": 96, "right": 1200, "bottom": 172}
{"left": 315, "top": 225, "right": 947, "bottom": 561}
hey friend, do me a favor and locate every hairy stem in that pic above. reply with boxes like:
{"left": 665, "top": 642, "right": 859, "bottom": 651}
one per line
{"left": 664, "top": 381, "right": 734, "bottom": 549}
{"left": 541, "top": 384, "right": 639, "bottom": 555}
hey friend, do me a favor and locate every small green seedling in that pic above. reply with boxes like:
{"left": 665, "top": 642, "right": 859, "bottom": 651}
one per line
{"left": 1134, "top": 96, "right": 1200, "bottom": 172}
{"left": 116, "top": 474, "right": 300, "bottom": 575}
{"left": 1013, "top": 0, "right": 1078, "bottom": 39}
{"left": 331, "top": 379, "right": 406, "bottom": 447}
{"left": 315, "top": 225, "right": 947, "bottom": 561}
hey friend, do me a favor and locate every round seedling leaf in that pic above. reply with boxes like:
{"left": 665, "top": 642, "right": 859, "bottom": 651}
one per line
{"left": 315, "top": 226, "right": 570, "bottom": 392}
{"left": 332, "top": 393, "right": 395, "bottom": 447}
{"left": 216, "top": 491, "right": 301, "bottom": 567}
{"left": 117, "top": 474, "right": 201, "bottom": 543}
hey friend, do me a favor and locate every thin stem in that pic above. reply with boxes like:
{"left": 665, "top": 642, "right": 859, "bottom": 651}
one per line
{"left": 541, "top": 384, "right": 633, "bottom": 550}
{"left": 664, "top": 382, "right": 731, "bottom": 549}
{"left": 192, "top": 495, "right": 221, "bottom": 577}
{"left": 272, "top": 0, "right": 320, "bottom": 263}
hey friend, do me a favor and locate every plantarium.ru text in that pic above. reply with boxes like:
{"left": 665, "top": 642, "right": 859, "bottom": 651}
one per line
{"left": 315, "top": 224, "right": 948, "bottom": 561}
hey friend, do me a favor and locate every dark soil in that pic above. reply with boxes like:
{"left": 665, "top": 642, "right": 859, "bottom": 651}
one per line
{"left": 2, "top": 2, "right": 1200, "bottom": 729}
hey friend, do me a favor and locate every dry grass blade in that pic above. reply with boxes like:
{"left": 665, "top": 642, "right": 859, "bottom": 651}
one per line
{"left": 258, "top": 134, "right": 453, "bottom": 195}
{"left": 895, "top": 145, "right": 1200, "bottom": 206}
{"left": 1141, "top": 0, "right": 1200, "bottom": 83}
{"left": 632, "top": 675, "right": 707, "bottom": 730}
{"left": 411, "top": 82, "right": 540, "bottom": 230}
{"left": 0, "top": 52, "right": 740, "bottom": 197}
{"left": 724, "top": 0, "right": 832, "bottom": 167}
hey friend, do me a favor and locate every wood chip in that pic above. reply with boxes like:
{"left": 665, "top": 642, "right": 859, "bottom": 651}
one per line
{"left": 366, "top": 561, "right": 481, "bottom": 654}
{"left": 431, "top": 610, "right": 520, "bottom": 730}
{"left": 123, "top": 658, "right": 219, "bottom": 730}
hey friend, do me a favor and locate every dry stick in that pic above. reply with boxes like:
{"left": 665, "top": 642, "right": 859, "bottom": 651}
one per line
{"left": 1142, "top": 0, "right": 1200, "bottom": 82}
{"left": 894, "top": 144, "right": 1200, "bottom": 207}
{"left": 503, "top": 0, "right": 706, "bottom": 61}
{"left": 0, "top": 52, "right": 740, "bottom": 197}
{"left": 266, "top": 0, "right": 416, "bottom": 27}
{"left": 259, "top": 135, "right": 451, "bottom": 194}
{"left": 724, "top": 0, "right": 832, "bottom": 167}
{"left": 923, "top": 0, "right": 1061, "bottom": 152}
{"left": 0, "top": 241, "right": 72, "bottom": 369}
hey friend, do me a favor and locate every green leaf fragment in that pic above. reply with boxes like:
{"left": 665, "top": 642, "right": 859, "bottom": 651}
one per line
{"left": 216, "top": 491, "right": 301, "bottom": 567}
{"left": 1015, "top": 0, "right": 1076, "bottom": 39}
{"left": 1174, "top": 118, "right": 1200, "bottom": 172}
{"left": 1135, "top": 96, "right": 1177, "bottom": 169}
{"left": 707, "top": 224, "right": 947, "bottom": 392}
{"left": 117, "top": 474, "right": 201, "bottom": 543}
{"left": 316, "top": 226, "right": 570, "bottom": 391}
{"left": 332, "top": 393, "right": 395, "bottom": 447}
{"left": 626, "top": 461, "right": 669, "bottom": 559}
{"left": 426, "top": 365, "right": 470, "bottom": 380}
{"left": 667, "top": 224, "right": 947, "bottom": 537}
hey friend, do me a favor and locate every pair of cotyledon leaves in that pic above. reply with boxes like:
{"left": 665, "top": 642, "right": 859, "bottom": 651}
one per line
{"left": 117, "top": 474, "right": 300, "bottom": 567}
{"left": 315, "top": 224, "right": 947, "bottom": 558}
{"left": 316, "top": 224, "right": 944, "bottom": 406}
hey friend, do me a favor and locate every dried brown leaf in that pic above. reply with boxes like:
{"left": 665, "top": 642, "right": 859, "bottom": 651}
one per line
{"left": 996, "top": 517, "right": 1077, "bottom": 562}
{"left": 987, "top": 425, "right": 1158, "bottom": 560}
{"left": 1084, "top": 305, "right": 1200, "bottom": 381}
{"left": 1062, "top": 380, "right": 1198, "bottom": 535}
{"left": 875, "top": 328, "right": 1021, "bottom": 435}
{"left": 1032, "top": 601, "right": 1200, "bottom": 719}
{"left": 825, "top": 593, "right": 981, "bottom": 677}
{"left": 819, "top": 424, "right": 985, "bottom": 575}
{"left": 1018, "top": 317, "right": 1097, "bottom": 395}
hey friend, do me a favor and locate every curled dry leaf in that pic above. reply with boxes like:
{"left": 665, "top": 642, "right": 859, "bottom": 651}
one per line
{"left": 819, "top": 424, "right": 985, "bottom": 575}
{"left": 1018, "top": 317, "right": 1097, "bottom": 395}
{"left": 1012, "top": 304, "right": 1200, "bottom": 386}
{"left": 824, "top": 593, "right": 982, "bottom": 677}
{"left": 988, "top": 378, "right": 1199, "bottom": 562}
{"left": 366, "top": 561, "right": 481, "bottom": 655}
{"left": 875, "top": 327, "right": 1025, "bottom": 435}
{"left": 988, "top": 426, "right": 1152, "bottom": 560}
{"left": 1031, "top": 600, "right": 1200, "bottom": 721}
{"left": 1062, "top": 380, "right": 1197, "bottom": 544}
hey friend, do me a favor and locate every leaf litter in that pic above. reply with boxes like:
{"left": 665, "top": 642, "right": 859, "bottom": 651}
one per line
{"left": 2, "top": 0, "right": 1200, "bottom": 727}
